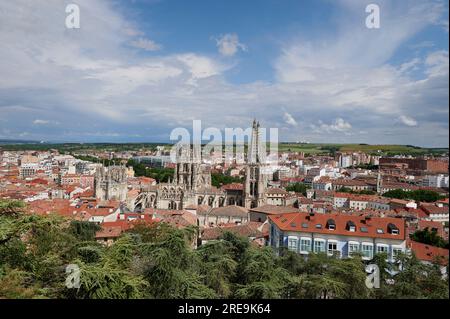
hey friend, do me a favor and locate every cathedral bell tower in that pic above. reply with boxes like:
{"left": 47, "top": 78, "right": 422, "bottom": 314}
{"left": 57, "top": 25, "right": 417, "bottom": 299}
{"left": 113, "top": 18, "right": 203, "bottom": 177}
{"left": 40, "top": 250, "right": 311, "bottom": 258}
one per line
{"left": 244, "top": 120, "right": 267, "bottom": 208}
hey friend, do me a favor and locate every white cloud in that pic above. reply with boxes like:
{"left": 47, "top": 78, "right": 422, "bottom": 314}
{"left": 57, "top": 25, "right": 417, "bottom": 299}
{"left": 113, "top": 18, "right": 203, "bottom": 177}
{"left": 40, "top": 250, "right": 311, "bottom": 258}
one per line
{"left": 33, "top": 119, "right": 50, "bottom": 125}
{"left": 214, "top": 33, "right": 247, "bottom": 57}
{"left": 176, "top": 54, "right": 225, "bottom": 79}
{"left": 283, "top": 112, "right": 298, "bottom": 126}
{"left": 425, "top": 50, "right": 449, "bottom": 76}
{"left": 85, "top": 62, "right": 183, "bottom": 96}
{"left": 33, "top": 119, "right": 60, "bottom": 125}
{"left": 399, "top": 58, "right": 421, "bottom": 73}
{"left": 313, "top": 118, "right": 352, "bottom": 133}
{"left": 0, "top": 0, "right": 447, "bottom": 146}
{"left": 130, "top": 37, "right": 162, "bottom": 51}
{"left": 399, "top": 115, "right": 418, "bottom": 127}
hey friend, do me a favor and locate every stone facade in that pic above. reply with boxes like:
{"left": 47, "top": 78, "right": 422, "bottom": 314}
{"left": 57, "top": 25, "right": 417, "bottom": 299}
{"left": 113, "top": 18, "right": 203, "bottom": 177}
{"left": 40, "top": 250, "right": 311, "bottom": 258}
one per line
{"left": 95, "top": 166, "right": 128, "bottom": 201}
{"left": 109, "top": 120, "right": 271, "bottom": 212}
{"left": 244, "top": 120, "right": 267, "bottom": 208}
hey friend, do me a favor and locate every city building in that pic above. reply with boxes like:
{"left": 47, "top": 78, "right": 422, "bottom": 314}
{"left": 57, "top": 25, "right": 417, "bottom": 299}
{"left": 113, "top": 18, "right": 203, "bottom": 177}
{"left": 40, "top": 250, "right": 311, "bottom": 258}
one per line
{"left": 269, "top": 212, "right": 406, "bottom": 261}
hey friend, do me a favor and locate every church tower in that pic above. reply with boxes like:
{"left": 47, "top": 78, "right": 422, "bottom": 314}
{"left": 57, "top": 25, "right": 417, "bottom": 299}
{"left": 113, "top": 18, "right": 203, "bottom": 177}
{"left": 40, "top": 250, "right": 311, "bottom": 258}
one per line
{"left": 245, "top": 120, "right": 267, "bottom": 208}
{"left": 95, "top": 165, "right": 128, "bottom": 201}
{"left": 376, "top": 169, "right": 382, "bottom": 194}
{"left": 173, "top": 143, "right": 211, "bottom": 192}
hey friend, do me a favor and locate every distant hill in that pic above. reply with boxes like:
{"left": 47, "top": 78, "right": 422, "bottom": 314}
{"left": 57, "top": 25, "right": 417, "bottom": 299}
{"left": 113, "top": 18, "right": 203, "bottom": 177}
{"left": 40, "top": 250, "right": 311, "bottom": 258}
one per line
{"left": 0, "top": 139, "right": 41, "bottom": 144}
{"left": 278, "top": 143, "right": 448, "bottom": 156}
{"left": 0, "top": 141, "right": 447, "bottom": 157}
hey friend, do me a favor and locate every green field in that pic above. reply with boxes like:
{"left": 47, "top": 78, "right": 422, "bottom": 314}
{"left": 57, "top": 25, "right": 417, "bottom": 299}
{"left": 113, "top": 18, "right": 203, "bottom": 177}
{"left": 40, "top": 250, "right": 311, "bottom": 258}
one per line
{"left": 0, "top": 141, "right": 448, "bottom": 157}
{"left": 278, "top": 143, "right": 448, "bottom": 156}
{"left": 0, "top": 143, "right": 167, "bottom": 153}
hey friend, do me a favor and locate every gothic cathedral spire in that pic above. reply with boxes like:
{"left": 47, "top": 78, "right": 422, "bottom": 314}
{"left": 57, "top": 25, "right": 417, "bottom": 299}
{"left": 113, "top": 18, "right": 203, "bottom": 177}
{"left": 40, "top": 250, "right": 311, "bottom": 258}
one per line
{"left": 245, "top": 119, "right": 267, "bottom": 209}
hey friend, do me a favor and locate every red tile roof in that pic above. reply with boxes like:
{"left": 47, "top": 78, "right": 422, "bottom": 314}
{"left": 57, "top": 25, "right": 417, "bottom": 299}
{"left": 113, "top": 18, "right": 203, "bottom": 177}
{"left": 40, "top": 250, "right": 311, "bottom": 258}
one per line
{"left": 269, "top": 212, "right": 406, "bottom": 240}
{"left": 221, "top": 183, "right": 244, "bottom": 191}
{"left": 201, "top": 221, "right": 268, "bottom": 240}
{"left": 421, "top": 205, "right": 449, "bottom": 215}
{"left": 95, "top": 225, "right": 122, "bottom": 239}
{"left": 266, "top": 187, "right": 289, "bottom": 195}
{"left": 249, "top": 204, "right": 300, "bottom": 215}
{"left": 409, "top": 240, "right": 449, "bottom": 265}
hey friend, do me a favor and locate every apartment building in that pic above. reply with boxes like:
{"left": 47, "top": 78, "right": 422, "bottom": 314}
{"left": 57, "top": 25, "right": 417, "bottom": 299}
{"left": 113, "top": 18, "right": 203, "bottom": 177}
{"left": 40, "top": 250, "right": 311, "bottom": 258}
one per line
{"left": 269, "top": 212, "right": 406, "bottom": 261}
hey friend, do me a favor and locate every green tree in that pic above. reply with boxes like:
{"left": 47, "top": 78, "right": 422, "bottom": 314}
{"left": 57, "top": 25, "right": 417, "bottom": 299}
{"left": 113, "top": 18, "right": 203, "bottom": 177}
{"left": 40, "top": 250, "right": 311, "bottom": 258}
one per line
{"left": 0, "top": 200, "right": 25, "bottom": 216}
{"left": 286, "top": 183, "right": 310, "bottom": 196}
{"left": 410, "top": 228, "right": 449, "bottom": 249}
{"left": 69, "top": 221, "right": 101, "bottom": 241}
{"left": 383, "top": 189, "right": 444, "bottom": 202}
{"left": 211, "top": 173, "right": 243, "bottom": 188}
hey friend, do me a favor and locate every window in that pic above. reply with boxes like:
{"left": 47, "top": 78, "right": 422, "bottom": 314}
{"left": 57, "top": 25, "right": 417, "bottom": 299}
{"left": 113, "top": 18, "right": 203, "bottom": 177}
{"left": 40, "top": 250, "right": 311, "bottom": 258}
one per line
{"left": 327, "top": 241, "right": 338, "bottom": 256}
{"left": 392, "top": 247, "right": 403, "bottom": 259}
{"left": 326, "top": 219, "right": 336, "bottom": 230}
{"left": 288, "top": 237, "right": 298, "bottom": 251}
{"left": 388, "top": 223, "right": 399, "bottom": 235}
{"left": 346, "top": 221, "right": 356, "bottom": 232}
{"left": 348, "top": 242, "right": 360, "bottom": 256}
{"left": 361, "top": 243, "right": 373, "bottom": 259}
{"left": 360, "top": 227, "right": 368, "bottom": 233}
{"left": 376, "top": 244, "right": 388, "bottom": 254}
{"left": 376, "top": 228, "right": 384, "bottom": 234}
{"left": 315, "top": 224, "right": 322, "bottom": 229}
{"left": 314, "top": 239, "right": 326, "bottom": 253}
{"left": 302, "top": 223, "right": 309, "bottom": 228}
{"left": 300, "top": 238, "right": 312, "bottom": 253}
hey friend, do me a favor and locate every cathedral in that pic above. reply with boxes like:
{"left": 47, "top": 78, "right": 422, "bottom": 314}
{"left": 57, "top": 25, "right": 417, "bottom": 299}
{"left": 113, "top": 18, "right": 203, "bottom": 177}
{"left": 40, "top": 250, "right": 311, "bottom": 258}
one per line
{"left": 132, "top": 143, "right": 228, "bottom": 211}
{"left": 94, "top": 165, "right": 128, "bottom": 202}
{"left": 96, "top": 120, "right": 268, "bottom": 211}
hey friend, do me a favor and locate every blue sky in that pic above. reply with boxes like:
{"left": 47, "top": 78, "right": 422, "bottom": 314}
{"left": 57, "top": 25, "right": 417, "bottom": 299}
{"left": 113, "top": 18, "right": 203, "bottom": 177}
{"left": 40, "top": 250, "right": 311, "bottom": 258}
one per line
{"left": 0, "top": 0, "right": 448, "bottom": 146}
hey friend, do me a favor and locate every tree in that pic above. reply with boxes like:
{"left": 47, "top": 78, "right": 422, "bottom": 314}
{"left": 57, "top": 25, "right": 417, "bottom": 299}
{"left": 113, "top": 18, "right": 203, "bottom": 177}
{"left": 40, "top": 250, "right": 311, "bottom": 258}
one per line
{"left": 383, "top": 189, "right": 443, "bottom": 203}
{"left": 1, "top": 199, "right": 448, "bottom": 299}
{"left": 211, "top": 173, "right": 243, "bottom": 188}
{"left": 0, "top": 200, "right": 25, "bottom": 216}
{"left": 410, "top": 228, "right": 449, "bottom": 249}
{"left": 233, "top": 247, "right": 292, "bottom": 299}
{"left": 196, "top": 240, "right": 237, "bottom": 298}
{"left": 63, "top": 260, "right": 149, "bottom": 299}
{"left": 69, "top": 221, "right": 101, "bottom": 241}
{"left": 337, "top": 187, "right": 375, "bottom": 195}
{"left": 287, "top": 253, "right": 369, "bottom": 299}
{"left": 286, "top": 183, "right": 310, "bottom": 196}
{"left": 126, "top": 160, "right": 174, "bottom": 182}
{"left": 388, "top": 253, "right": 449, "bottom": 299}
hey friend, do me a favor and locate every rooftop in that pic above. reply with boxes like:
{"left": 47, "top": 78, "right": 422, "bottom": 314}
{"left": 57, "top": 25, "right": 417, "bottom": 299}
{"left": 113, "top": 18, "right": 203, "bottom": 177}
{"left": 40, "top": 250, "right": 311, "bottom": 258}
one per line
{"left": 269, "top": 212, "right": 406, "bottom": 240}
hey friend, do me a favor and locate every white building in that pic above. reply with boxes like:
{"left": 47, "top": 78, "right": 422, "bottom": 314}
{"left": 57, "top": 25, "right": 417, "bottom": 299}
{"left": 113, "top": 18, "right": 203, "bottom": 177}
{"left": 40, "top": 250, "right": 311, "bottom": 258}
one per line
{"left": 269, "top": 213, "right": 406, "bottom": 261}
{"left": 421, "top": 174, "right": 449, "bottom": 188}
{"left": 339, "top": 154, "right": 353, "bottom": 168}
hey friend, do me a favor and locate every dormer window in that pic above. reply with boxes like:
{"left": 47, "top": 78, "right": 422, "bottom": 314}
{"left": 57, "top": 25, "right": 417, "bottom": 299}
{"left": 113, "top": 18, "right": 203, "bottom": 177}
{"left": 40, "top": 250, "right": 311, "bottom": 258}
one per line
{"left": 326, "top": 219, "right": 336, "bottom": 230}
{"left": 388, "top": 223, "right": 399, "bottom": 235}
{"left": 346, "top": 221, "right": 356, "bottom": 232}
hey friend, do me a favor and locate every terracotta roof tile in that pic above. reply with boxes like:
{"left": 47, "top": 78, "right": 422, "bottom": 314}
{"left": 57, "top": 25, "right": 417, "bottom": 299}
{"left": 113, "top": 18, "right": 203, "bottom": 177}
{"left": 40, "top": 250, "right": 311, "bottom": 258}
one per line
{"left": 269, "top": 212, "right": 406, "bottom": 240}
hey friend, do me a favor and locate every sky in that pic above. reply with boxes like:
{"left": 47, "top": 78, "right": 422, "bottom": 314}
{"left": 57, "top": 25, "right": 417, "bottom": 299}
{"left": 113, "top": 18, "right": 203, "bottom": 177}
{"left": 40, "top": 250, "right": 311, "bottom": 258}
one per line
{"left": 0, "top": 0, "right": 448, "bottom": 146}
